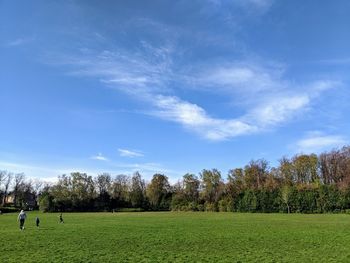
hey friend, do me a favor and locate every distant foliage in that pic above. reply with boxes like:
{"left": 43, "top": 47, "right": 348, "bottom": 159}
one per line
{"left": 3, "top": 146, "right": 350, "bottom": 213}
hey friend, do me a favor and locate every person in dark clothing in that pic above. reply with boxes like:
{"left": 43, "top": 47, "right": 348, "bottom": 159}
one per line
{"left": 35, "top": 216, "right": 40, "bottom": 227}
{"left": 59, "top": 213, "right": 64, "bottom": 223}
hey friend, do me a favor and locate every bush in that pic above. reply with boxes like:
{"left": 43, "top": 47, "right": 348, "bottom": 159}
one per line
{"left": 197, "top": 204, "right": 205, "bottom": 212}
{"left": 0, "top": 206, "right": 19, "bottom": 213}
{"left": 205, "top": 202, "right": 218, "bottom": 212}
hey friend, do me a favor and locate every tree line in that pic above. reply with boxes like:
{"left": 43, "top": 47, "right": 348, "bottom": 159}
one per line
{"left": 1, "top": 146, "right": 350, "bottom": 213}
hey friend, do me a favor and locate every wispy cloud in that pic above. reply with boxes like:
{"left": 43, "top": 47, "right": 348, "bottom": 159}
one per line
{"left": 0, "top": 159, "right": 182, "bottom": 183}
{"left": 49, "top": 44, "right": 174, "bottom": 96}
{"left": 152, "top": 95, "right": 257, "bottom": 140}
{"left": 194, "top": 63, "right": 283, "bottom": 95}
{"left": 248, "top": 95, "right": 310, "bottom": 126}
{"left": 118, "top": 149, "right": 144, "bottom": 158}
{"left": 317, "top": 58, "right": 350, "bottom": 65}
{"left": 90, "top": 153, "right": 108, "bottom": 161}
{"left": 233, "top": 0, "right": 274, "bottom": 12}
{"left": 6, "top": 37, "right": 34, "bottom": 47}
{"left": 0, "top": 161, "right": 61, "bottom": 183}
{"left": 43, "top": 6, "right": 341, "bottom": 142}
{"left": 295, "top": 132, "right": 347, "bottom": 154}
{"left": 207, "top": 0, "right": 274, "bottom": 13}
{"left": 199, "top": 64, "right": 341, "bottom": 125}
{"left": 50, "top": 46, "right": 339, "bottom": 141}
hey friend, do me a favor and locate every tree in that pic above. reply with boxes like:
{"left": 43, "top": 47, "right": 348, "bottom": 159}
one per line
{"left": 292, "top": 154, "right": 319, "bottom": 184}
{"left": 171, "top": 181, "right": 186, "bottom": 211}
{"left": 0, "top": 171, "right": 12, "bottom": 205}
{"left": 279, "top": 157, "right": 294, "bottom": 185}
{"left": 227, "top": 168, "right": 245, "bottom": 198}
{"left": 146, "top": 174, "right": 170, "bottom": 210}
{"left": 200, "top": 169, "right": 223, "bottom": 204}
{"left": 264, "top": 168, "right": 280, "bottom": 191}
{"left": 50, "top": 174, "right": 73, "bottom": 211}
{"left": 319, "top": 146, "right": 350, "bottom": 189}
{"left": 38, "top": 184, "right": 53, "bottom": 212}
{"left": 182, "top": 173, "right": 200, "bottom": 203}
{"left": 244, "top": 160, "right": 269, "bottom": 190}
{"left": 110, "top": 174, "right": 130, "bottom": 208}
{"left": 13, "top": 173, "right": 25, "bottom": 207}
{"left": 70, "top": 172, "right": 96, "bottom": 210}
{"left": 281, "top": 185, "right": 291, "bottom": 213}
{"left": 0, "top": 170, "right": 5, "bottom": 190}
{"left": 95, "top": 173, "right": 112, "bottom": 210}
{"left": 129, "top": 172, "right": 146, "bottom": 208}
{"left": 96, "top": 173, "right": 112, "bottom": 196}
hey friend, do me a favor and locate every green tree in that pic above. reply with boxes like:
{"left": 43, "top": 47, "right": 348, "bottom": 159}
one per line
{"left": 279, "top": 157, "right": 294, "bottom": 185}
{"left": 95, "top": 173, "right": 112, "bottom": 210}
{"left": 146, "top": 174, "right": 170, "bottom": 210}
{"left": 129, "top": 172, "right": 146, "bottom": 208}
{"left": 70, "top": 172, "right": 96, "bottom": 210}
{"left": 292, "top": 154, "right": 319, "bottom": 184}
{"left": 110, "top": 174, "right": 129, "bottom": 205}
{"left": 183, "top": 173, "right": 200, "bottom": 203}
{"left": 281, "top": 185, "right": 291, "bottom": 213}
{"left": 200, "top": 169, "right": 224, "bottom": 203}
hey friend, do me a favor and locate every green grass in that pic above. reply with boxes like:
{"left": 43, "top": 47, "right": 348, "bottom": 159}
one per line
{"left": 1, "top": 212, "right": 350, "bottom": 262}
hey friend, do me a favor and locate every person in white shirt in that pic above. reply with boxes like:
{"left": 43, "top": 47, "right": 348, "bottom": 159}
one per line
{"left": 18, "top": 210, "right": 27, "bottom": 230}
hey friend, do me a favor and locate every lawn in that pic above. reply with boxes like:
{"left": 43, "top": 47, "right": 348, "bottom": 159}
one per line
{"left": 1, "top": 212, "right": 350, "bottom": 262}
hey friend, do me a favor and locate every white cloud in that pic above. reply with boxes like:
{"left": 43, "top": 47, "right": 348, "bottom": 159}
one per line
{"left": 48, "top": 37, "right": 339, "bottom": 141}
{"left": 194, "top": 63, "right": 341, "bottom": 130}
{"left": 308, "top": 80, "right": 340, "bottom": 93}
{"left": 152, "top": 95, "right": 257, "bottom": 140}
{"left": 198, "top": 65, "right": 281, "bottom": 94}
{"left": 118, "top": 149, "right": 144, "bottom": 158}
{"left": 295, "top": 132, "right": 347, "bottom": 154}
{"left": 90, "top": 153, "right": 108, "bottom": 161}
{"left": 248, "top": 95, "right": 310, "bottom": 126}
{"left": 188, "top": 62, "right": 285, "bottom": 104}
{"left": 51, "top": 46, "right": 173, "bottom": 96}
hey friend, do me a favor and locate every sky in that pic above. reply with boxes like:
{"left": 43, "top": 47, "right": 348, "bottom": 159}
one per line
{"left": 1, "top": 0, "right": 350, "bottom": 183}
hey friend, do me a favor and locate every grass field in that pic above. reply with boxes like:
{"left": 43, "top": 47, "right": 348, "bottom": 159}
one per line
{"left": 1, "top": 212, "right": 350, "bottom": 262}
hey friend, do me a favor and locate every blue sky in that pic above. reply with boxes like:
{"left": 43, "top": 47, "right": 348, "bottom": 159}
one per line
{"left": 1, "top": 0, "right": 350, "bottom": 182}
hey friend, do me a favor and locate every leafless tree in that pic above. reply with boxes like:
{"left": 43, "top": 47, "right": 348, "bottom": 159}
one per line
{"left": 1, "top": 171, "right": 13, "bottom": 205}
{"left": 13, "top": 173, "right": 25, "bottom": 206}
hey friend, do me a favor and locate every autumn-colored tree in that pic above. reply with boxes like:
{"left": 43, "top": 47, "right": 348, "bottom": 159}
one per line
{"left": 244, "top": 159, "right": 269, "bottom": 190}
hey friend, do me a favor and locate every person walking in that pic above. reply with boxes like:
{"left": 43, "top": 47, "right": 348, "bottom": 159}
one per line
{"left": 59, "top": 213, "right": 64, "bottom": 223}
{"left": 35, "top": 216, "right": 40, "bottom": 227}
{"left": 18, "top": 210, "right": 27, "bottom": 230}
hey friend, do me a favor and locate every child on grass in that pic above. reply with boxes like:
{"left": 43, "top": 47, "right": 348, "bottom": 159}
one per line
{"left": 59, "top": 213, "right": 64, "bottom": 223}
